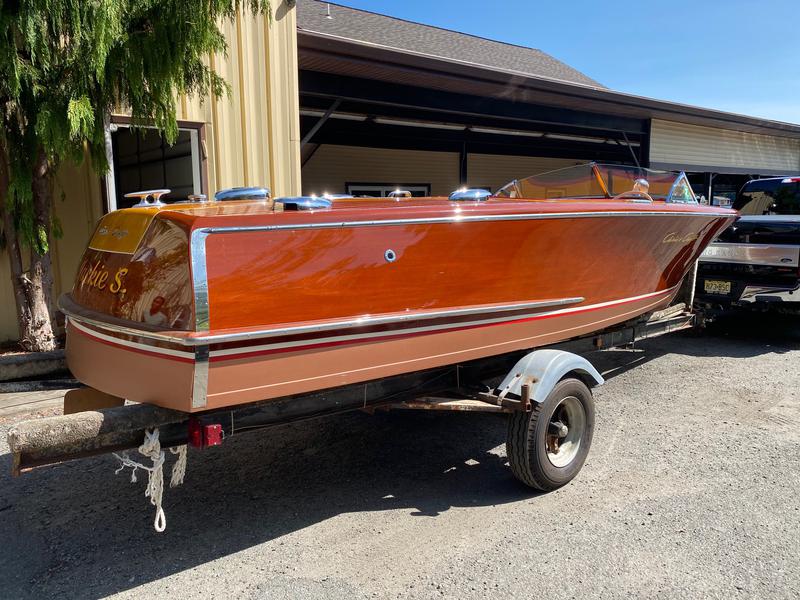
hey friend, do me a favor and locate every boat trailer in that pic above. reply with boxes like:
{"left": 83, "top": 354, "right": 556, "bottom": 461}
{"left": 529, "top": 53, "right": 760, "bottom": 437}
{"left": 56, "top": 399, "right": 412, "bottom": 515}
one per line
{"left": 7, "top": 304, "right": 695, "bottom": 530}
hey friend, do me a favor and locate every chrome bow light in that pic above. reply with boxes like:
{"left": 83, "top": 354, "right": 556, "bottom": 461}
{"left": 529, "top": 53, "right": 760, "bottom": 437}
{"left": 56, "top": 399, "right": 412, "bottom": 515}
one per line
{"left": 124, "top": 189, "right": 171, "bottom": 208}
{"left": 449, "top": 188, "right": 491, "bottom": 201}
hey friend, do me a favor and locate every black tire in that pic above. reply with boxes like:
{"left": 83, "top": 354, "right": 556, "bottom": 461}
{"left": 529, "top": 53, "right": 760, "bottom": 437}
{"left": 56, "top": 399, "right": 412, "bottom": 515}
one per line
{"left": 507, "top": 377, "right": 595, "bottom": 491}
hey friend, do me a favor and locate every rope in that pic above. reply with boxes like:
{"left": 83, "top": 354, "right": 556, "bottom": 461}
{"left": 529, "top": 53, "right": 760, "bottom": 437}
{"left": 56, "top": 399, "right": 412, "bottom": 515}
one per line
{"left": 169, "top": 445, "right": 187, "bottom": 488}
{"left": 113, "top": 428, "right": 188, "bottom": 532}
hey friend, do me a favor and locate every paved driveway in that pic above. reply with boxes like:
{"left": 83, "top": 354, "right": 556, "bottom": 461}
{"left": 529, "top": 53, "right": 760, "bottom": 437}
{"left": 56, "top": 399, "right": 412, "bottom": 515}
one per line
{"left": 1, "top": 314, "right": 798, "bottom": 599}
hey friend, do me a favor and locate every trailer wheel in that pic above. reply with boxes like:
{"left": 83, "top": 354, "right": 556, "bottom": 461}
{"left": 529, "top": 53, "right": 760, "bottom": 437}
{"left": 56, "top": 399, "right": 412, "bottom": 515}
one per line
{"left": 507, "top": 377, "right": 595, "bottom": 491}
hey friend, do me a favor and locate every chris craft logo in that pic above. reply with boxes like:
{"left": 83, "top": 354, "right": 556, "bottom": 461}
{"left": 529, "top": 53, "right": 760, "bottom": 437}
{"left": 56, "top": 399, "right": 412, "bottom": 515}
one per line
{"left": 97, "top": 226, "right": 129, "bottom": 239}
{"left": 663, "top": 232, "right": 699, "bottom": 244}
{"left": 79, "top": 261, "right": 128, "bottom": 294}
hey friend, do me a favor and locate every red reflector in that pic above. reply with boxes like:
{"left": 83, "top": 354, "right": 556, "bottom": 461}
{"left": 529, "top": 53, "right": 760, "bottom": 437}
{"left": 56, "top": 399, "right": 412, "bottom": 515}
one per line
{"left": 204, "top": 424, "right": 224, "bottom": 447}
{"left": 187, "top": 418, "right": 224, "bottom": 448}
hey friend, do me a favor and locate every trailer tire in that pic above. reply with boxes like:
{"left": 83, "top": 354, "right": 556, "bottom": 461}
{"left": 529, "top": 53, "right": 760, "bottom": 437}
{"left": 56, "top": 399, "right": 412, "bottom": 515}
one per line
{"left": 507, "top": 377, "right": 595, "bottom": 491}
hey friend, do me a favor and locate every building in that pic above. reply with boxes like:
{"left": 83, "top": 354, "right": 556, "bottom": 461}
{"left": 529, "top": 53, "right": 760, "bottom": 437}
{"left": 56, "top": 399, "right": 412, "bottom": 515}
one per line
{"left": 2, "top": 0, "right": 800, "bottom": 342}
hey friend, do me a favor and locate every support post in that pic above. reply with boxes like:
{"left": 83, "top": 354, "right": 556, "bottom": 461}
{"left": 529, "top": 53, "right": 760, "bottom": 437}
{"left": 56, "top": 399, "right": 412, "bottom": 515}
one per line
{"left": 459, "top": 142, "right": 468, "bottom": 187}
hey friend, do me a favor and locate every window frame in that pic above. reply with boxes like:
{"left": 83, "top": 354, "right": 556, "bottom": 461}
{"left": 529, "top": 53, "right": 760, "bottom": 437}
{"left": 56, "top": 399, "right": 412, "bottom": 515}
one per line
{"left": 344, "top": 182, "right": 431, "bottom": 197}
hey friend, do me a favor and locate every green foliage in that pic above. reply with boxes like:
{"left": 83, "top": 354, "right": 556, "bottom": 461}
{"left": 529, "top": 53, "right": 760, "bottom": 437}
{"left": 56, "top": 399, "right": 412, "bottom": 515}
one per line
{"left": 0, "top": 0, "right": 270, "bottom": 248}
{"left": 51, "top": 214, "right": 63, "bottom": 240}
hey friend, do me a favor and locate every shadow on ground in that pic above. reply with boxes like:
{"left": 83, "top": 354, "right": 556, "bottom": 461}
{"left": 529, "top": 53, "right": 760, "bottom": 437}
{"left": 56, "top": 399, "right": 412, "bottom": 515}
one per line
{"left": 0, "top": 408, "right": 527, "bottom": 598}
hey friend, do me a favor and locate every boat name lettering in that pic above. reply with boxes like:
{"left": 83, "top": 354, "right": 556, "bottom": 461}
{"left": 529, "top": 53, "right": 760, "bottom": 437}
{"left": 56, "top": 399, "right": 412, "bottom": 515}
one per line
{"left": 662, "top": 232, "right": 699, "bottom": 244}
{"left": 79, "top": 261, "right": 128, "bottom": 294}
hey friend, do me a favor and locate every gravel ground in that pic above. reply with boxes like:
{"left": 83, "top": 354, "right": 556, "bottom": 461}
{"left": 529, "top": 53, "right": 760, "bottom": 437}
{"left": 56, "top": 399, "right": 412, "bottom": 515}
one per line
{"left": 1, "top": 313, "right": 798, "bottom": 599}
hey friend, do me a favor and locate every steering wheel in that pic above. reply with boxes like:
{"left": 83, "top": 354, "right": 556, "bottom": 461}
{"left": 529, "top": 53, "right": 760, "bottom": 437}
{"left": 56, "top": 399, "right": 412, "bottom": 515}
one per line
{"left": 612, "top": 191, "right": 653, "bottom": 202}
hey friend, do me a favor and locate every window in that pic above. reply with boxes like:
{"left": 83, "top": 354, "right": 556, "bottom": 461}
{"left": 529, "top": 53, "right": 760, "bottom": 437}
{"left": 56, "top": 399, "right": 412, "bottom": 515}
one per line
{"left": 106, "top": 120, "right": 206, "bottom": 211}
{"left": 345, "top": 183, "right": 430, "bottom": 197}
{"left": 734, "top": 179, "right": 800, "bottom": 215}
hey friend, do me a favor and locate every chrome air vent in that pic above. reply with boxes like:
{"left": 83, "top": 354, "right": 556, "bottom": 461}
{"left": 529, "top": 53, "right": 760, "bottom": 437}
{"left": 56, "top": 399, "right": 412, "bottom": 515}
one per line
{"left": 449, "top": 188, "right": 491, "bottom": 201}
{"left": 214, "top": 186, "right": 271, "bottom": 201}
{"left": 277, "top": 196, "right": 333, "bottom": 210}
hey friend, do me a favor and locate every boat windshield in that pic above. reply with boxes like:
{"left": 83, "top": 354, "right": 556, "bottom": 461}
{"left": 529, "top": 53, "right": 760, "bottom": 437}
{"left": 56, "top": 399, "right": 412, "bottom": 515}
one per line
{"left": 495, "top": 163, "right": 697, "bottom": 203}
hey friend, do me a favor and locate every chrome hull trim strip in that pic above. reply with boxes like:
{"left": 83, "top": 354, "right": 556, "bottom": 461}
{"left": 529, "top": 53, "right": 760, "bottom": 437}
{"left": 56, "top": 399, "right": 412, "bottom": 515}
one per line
{"left": 198, "top": 209, "right": 733, "bottom": 236}
{"left": 192, "top": 345, "right": 209, "bottom": 408}
{"left": 190, "top": 230, "right": 211, "bottom": 331}
{"left": 61, "top": 296, "right": 585, "bottom": 347}
{"left": 700, "top": 242, "right": 800, "bottom": 267}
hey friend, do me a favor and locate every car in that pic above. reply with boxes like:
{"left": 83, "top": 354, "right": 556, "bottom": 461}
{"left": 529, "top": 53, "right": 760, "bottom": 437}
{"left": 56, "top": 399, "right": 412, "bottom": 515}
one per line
{"left": 696, "top": 176, "right": 800, "bottom": 315}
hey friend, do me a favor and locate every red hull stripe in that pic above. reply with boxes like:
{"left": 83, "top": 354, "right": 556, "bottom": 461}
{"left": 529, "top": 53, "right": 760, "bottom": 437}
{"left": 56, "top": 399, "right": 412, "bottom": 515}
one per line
{"left": 69, "top": 319, "right": 195, "bottom": 363}
{"left": 68, "top": 287, "right": 675, "bottom": 364}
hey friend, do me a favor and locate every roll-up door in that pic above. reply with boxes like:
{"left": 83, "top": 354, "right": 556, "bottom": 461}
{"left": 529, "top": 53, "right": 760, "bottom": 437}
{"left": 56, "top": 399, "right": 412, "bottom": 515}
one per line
{"left": 650, "top": 119, "right": 800, "bottom": 173}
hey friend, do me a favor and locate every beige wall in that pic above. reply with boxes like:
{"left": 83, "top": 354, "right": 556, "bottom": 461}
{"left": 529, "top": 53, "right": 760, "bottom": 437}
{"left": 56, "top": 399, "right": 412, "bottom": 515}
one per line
{"left": 467, "top": 154, "right": 581, "bottom": 192}
{"left": 650, "top": 119, "right": 800, "bottom": 172}
{"left": 302, "top": 145, "right": 580, "bottom": 197}
{"left": 0, "top": 2, "right": 300, "bottom": 343}
{"left": 0, "top": 161, "right": 103, "bottom": 342}
{"left": 303, "top": 145, "right": 461, "bottom": 196}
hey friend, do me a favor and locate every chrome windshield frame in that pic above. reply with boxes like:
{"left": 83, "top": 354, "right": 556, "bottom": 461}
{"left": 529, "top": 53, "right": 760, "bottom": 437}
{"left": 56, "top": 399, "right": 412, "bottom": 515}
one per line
{"left": 665, "top": 171, "right": 698, "bottom": 204}
{"left": 497, "top": 162, "right": 698, "bottom": 203}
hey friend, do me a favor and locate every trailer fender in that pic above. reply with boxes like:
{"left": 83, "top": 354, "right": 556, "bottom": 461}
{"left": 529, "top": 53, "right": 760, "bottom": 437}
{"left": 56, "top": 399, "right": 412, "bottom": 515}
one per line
{"left": 495, "top": 349, "right": 604, "bottom": 404}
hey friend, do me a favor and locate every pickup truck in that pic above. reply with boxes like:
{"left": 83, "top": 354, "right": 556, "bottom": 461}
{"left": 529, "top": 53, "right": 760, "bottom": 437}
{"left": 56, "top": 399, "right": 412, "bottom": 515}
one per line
{"left": 696, "top": 176, "right": 800, "bottom": 314}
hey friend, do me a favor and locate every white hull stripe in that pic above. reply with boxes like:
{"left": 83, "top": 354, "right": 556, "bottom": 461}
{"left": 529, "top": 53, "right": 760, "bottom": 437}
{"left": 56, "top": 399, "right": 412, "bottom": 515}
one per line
{"left": 69, "top": 318, "right": 195, "bottom": 360}
{"left": 68, "top": 286, "right": 678, "bottom": 362}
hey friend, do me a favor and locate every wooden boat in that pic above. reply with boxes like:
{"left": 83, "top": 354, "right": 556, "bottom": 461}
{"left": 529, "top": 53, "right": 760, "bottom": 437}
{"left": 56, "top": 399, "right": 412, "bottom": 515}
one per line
{"left": 60, "top": 164, "right": 736, "bottom": 413}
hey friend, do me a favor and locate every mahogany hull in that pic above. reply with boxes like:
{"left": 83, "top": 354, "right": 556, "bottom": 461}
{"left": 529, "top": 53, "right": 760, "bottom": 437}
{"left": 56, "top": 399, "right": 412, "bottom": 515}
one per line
{"left": 63, "top": 198, "right": 736, "bottom": 412}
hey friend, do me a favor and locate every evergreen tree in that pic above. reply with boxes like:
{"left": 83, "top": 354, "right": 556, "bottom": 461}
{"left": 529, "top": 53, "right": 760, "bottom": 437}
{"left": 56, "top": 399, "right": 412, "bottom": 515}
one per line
{"left": 0, "top": 0, "right": 267, "bottom": 351}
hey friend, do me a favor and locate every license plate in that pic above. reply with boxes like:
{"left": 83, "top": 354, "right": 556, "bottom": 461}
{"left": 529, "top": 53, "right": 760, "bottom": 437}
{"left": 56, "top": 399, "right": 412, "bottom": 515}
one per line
{"left": 704, "top": 280, "right": 732, "bottom": 295}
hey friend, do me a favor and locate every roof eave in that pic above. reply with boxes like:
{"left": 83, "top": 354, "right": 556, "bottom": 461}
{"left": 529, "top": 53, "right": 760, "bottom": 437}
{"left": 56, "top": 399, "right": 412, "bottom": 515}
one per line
{"left": 297, "top": 29, "right": 800, "bottom": 138}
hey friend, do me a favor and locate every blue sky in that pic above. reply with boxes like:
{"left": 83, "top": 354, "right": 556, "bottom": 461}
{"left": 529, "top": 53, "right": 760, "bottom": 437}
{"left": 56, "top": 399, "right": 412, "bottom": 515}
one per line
{"left": 334, "top": 0, "right": 800, "bottom": 124}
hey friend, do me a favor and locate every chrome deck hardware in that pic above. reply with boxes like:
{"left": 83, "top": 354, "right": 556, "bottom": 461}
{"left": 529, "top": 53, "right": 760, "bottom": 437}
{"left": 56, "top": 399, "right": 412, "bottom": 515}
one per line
{"left": 388, "top": 190, "right": 412, "bottom": 199}
{"left": 188, "top": 193, "right": 210, "bottom": 203}
{"left": 124, "top": 189, "right": 171, "bottom": 208}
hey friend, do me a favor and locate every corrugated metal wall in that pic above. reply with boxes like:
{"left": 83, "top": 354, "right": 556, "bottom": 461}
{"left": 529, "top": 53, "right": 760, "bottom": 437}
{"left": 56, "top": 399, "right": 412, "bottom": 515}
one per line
{"left": 179, "top": 2, "right": 300, "bottom": 196}
{"left": 650, "top": 119, "right": 800, "bottom": 172}
{"left": 302, "top": 145, "right": 461, "bottom": 196}
{"left": 0, "top": 3, "right": 300, "bottom": 343}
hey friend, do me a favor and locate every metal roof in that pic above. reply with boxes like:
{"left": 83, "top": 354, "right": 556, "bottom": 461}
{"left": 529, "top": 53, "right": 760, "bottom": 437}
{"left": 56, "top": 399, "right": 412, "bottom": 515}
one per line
{"left": 296, "top": 0, "right": 605, "bottom": 89}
